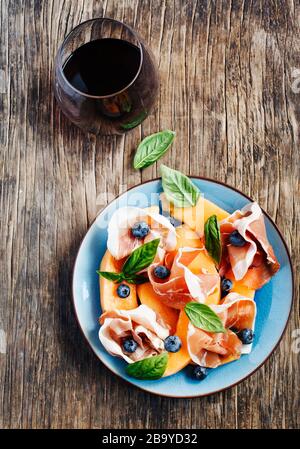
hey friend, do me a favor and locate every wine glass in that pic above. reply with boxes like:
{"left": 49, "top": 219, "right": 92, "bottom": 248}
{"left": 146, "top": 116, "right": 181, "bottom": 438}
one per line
{"left": 53, "top": 18, "right": 159, "bottom": 135}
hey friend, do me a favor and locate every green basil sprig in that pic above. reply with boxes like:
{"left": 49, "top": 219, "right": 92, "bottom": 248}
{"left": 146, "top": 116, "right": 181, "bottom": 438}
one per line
{"left": 121, "top": 110, "right": 148, "bottom": 130}
{"left": 184, "top": 302, "right": 226, "bottom": 333}
{"left": 97, "top": 239, "right": 160, "bottom": 285}
{"left": 125, "top": 353, "right": 168, "bottom": 380}
{"left": 97, "top": 272, "right": 124, "bottom": 283}
{"left": 160, "top": 165, "right": 200, "bottom": 207}
{"left": 204, "top": 215, "right": 222, "bottom": 265}
{"left": 97, "top": 271, "right": 148, "bottom": 285}
{"left": 122, "top": 238, "right": 160, "bottom": 275}
{"left": 133, "top": 130, "right": 175, "bottom": 169}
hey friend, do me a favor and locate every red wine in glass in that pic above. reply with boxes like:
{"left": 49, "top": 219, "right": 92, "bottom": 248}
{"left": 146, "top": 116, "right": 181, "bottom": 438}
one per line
{"left": 54, "top": 18, "right": 159, "bottom": 135}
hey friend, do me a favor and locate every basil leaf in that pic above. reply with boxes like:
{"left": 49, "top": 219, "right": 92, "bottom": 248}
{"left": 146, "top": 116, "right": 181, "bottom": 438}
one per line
{"left": 119, "top": 93, "right": 132, "bottom": 113}
{"left": 97, "top": 241, "right": 159, "bottom": 285}
{"left": 185, "top": 302, "right": 226, "bottom": 333}
{"left": 97, "top": 271, "right": 124, "bottom": 283}
{"left": 124, "top": 274, "right": 149, "bottom": 284}
{"left": 133, "top": 130, "right": 175, "bottom": 169}
{"left": 204, "top": 215, "right": 222, "bottom": 264}
{"left": 97, "top": 270, "right": 148, "bottom": 285}
{"left": 120, "top": 111, "right": 148, "bottom": 130}
{"left": 125, "top": 353, "right": 168, "bottom": 380}
{"left": 122, "top": 239, "right": 160, "bottom": 276}
{"left": 160, "top": 165, "right": 200, "bottom": 207}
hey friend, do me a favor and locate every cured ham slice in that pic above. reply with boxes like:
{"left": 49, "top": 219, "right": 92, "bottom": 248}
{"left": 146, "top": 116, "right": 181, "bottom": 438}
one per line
{"left": 106, "top": 206, "right": 177, "bottom": 260}
{"left": 220, "top": 202, "right": 280, "bottom": 289}
{"left": 187, "top": 293, "right": 256, "bottom": 368}
{"left": 99, "top": 304, "right": 170, "bottom": 363}
{"left": 188, "top": 327, "right": 242, "bottom": 368}
{"left": 148, "top": 247, "right": 220, "bottom": 309}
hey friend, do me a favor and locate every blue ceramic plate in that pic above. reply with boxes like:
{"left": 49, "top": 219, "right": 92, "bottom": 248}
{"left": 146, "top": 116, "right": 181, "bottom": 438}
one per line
{"left": 72, "top": 178, "right": 293, "bottom": 397}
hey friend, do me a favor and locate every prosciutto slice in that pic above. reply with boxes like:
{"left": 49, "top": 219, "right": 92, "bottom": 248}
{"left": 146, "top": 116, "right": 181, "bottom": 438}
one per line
{"left": 99, "top": 304, "right": 170, "bottom": 363}
{"left": 106, "top": 206, "right": 177, "bottom": 260}
{"left": 187, "top": 293, "right": 256, "bottom": 368}
{"left": 148, "top": 247, "right": 220, "bottom": 309}
{"left": 220, "top": 202, "right": 280, "bottom": 289}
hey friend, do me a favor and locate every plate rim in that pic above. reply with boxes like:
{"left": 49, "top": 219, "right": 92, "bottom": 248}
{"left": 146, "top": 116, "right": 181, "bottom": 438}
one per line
{"left": 71, "top": 176, "right": 294, "bottom": 398}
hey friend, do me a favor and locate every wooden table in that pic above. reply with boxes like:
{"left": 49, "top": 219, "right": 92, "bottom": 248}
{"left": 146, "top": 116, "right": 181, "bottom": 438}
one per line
{"left": 1, "top": 0, "right": 299, "bottom": 429}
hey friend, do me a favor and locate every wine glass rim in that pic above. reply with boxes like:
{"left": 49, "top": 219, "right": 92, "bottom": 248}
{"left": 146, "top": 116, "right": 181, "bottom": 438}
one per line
{"left": 56, "top": 17, "right": 144, "bottom": 99}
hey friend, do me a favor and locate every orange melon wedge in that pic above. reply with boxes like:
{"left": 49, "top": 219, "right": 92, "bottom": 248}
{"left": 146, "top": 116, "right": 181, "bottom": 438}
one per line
{"left": 188, "top": 250, "right": 221, "bottom": 305}
{"left": 137, "top": 283, "right": 179, "bottom": 334}
{"left": 204, "top": 198, "right": 230, "bottom": 222}
{"left": 164, "top": 310, "right": 190, "bottom": 377}
{"left": 160, "top": 193, "right": 231, "bottom": 236}
{"left": 175, "top": 224, "right": 203, "bottom": 249}
{"left": 99, "top": 250, "right": 138, "bottom": 312}
{"left": 225, "top": 269, "right": 255, "bottom": 299}
{"left": 160, "top": 193, "right": 205, "bottom": 237}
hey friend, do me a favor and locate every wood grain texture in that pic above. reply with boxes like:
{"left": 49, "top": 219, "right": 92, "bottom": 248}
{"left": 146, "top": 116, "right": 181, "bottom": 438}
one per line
{"left": 0, "top": 0, "right": 299, "bottom": 429}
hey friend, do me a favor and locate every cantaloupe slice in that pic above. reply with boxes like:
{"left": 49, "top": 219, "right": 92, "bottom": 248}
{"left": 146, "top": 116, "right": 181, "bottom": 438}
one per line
{"left": 204, "top": 198, "right": 230, "bottom": 222}
{"left": 231, "top": 281, "right": 255, "bottom": 300}
{"left": 160, "top": 193, "right": 205, "bottom": 237}
{"left": 175, "top": 224, "right": 203, "bottom": 249}
{"left": 225, "top": 269, "right": 255, "bottom": 299}
{"left": 99, "top": 250, "right": 138, "bottom": 312}
{"left": 137, "top": 283, "right": 179, "bottom": 334}
{"left": 160, "top": 193, "right": 231, "bottom": 235}
{"left": 164, "top": 310, "right": 191, "bottom": 377}
{"left": 187, "top": 250, "right": 221, "bottom": 305}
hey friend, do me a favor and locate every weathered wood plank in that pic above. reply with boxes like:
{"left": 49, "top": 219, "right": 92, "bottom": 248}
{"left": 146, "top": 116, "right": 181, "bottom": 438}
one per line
{"left": 0, "top": 0, "right": 299, "bottom": 429}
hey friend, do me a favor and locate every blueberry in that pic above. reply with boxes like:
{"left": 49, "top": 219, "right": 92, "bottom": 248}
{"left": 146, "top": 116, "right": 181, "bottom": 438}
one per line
{"left": 238, "top": 328, "right": 254, "bottom": 344}
{"left": 221, "top": 278, "right": 233, "bottom": 296}
{"left": 191, "top": 365, "right": 208, "bottom": 381}
{"left": 229, "top": 230, "right": 247, "bottom": 247}
{"left": 166, "top": 215, "right": 181, "bottom": 227}
{"left": 154, "top": 265, "right": 170, "bottom": 279}
{"left": 164, "top": 336, "right": 182, "bottom": 353}
{"left": 122, "top": 338, "right": 138, "bottom": 353}
{"left": 131, "top": 221, "right": 150, "bottom": 239}
{"left": 117, "top": 284, "right": 130, "bottom": 298}
{"left": 168, "top": 216, "right": 176, "bottom": 226}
